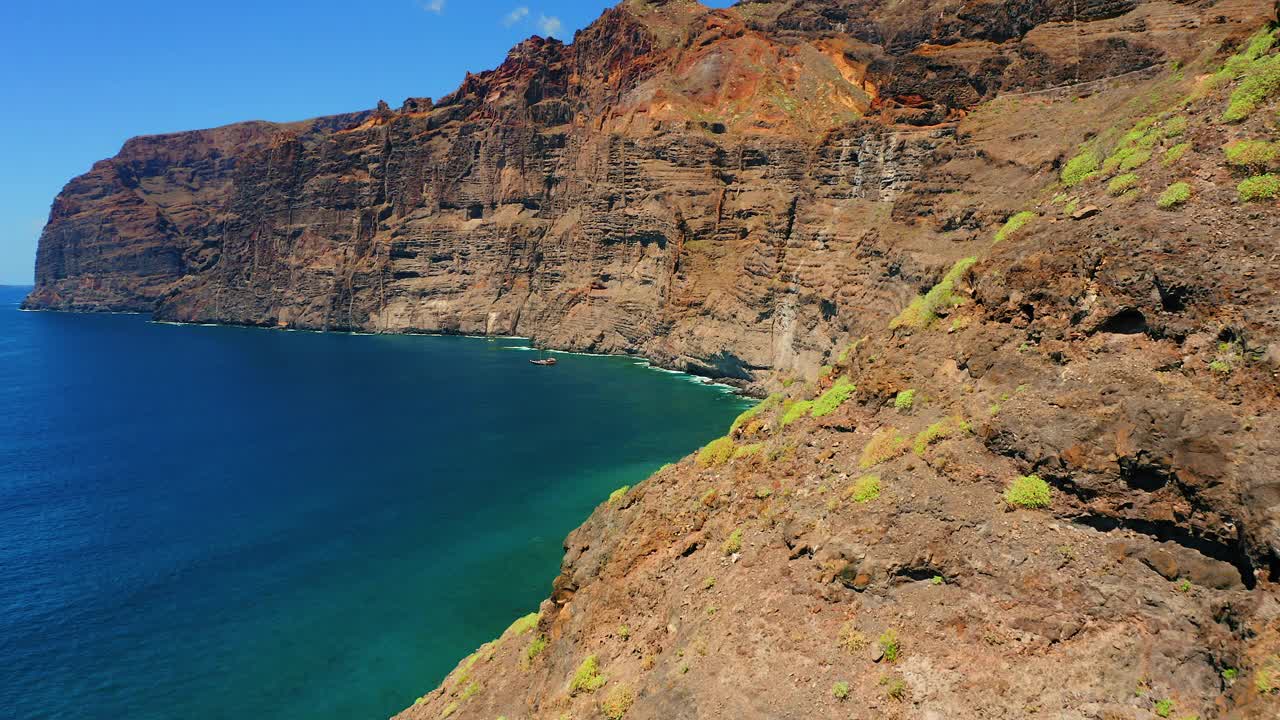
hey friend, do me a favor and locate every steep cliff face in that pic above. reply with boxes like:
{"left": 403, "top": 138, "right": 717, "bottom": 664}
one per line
{"left": 384, "top": 3, "right": 1280, "bottom": 720}
{"left": 27, "top": 0, "right": 1269, "bottom": 381}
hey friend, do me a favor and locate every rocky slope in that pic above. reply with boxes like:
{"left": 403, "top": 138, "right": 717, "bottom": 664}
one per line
{"left": 25, "top": 0, "right": 1280, "bottom": 717}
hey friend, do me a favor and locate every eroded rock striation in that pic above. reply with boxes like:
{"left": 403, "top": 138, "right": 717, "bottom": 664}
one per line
{"left": 25, "top": 0, "right": 1280, "bottom": 717}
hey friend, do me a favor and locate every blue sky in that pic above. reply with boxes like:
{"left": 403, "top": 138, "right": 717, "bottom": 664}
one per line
{"left": 0, "top": 1, "right": 735, "bottom": 285}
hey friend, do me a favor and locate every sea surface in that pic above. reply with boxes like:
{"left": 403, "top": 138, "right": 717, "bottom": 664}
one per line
{"left": 0, "top": 285, "right": 750, "bottom": 720}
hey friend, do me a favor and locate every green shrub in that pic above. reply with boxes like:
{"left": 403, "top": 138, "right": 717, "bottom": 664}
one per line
{"left": 1004, "top": 474, "right": 1052, "bottom": 508}
{"left": 733, "top": 443, "right": 764, "bottom": 460}
{"left": 602, "top": 684, "right": 634, "bottom": 719}
{"left": 931, "top": 575, "right": 944, "bottom": 585}
{"left": 459, "top": 681, "right": 481, "bottom": 701}
{"left": 893, "top": 389, "right": 916, "bottom": 412}
{"left": 522, "top": 634, "right": 548, "bottom": 667}
{"left": 1118, "top": 148, "right": 1153, "bottom": 173}
{"left": 1223, "top": 53, "right": 1280, "bottom": 122}
{"left": 441, "top": 701, "right": 458, "bottom": 718}
{"left": 1163, "top": 142, "right": 1191, "bottom": 165}
{"left": 608, "top": 486, "right": 630, "bottom": 505}
{"left": 569, "top": 655, "right": 606, "bottom": 694}
{"left": 811, "top": 376, "right": 855, "bottom": 417}
{"left": 913, "top": 416, "right": 970, "bottom": 456}
{"left": 780, "top": 400, "right": 815, "bottom": 427}
{"left": 879, "top": 630, "right": 900, "bottom": 662}
{"left": 1157, "top": 182, "right": 1192, "bottom": 209}
{"left": 832, "top": 681, "right": 850, "bottom": 700}
{"left": 890, "top": 257, "right": 977, "bottom": 329}
{"left": 1155, "top": 699, "right": 1174, "bottom": 718}
{"left": 730, "top": 394, "right": 779, "bottom": 434}
{"left": 508, "top": 612, "right": 540, "bottom": 636}
{"left": 838, "top": 622, "right": 867, "bottom": 652}
{"left": 1107, "top": 173, "right": 1139, "bottom": 196}
{"left": 883, "top": 676, "right": 907, "bottom": 701}
{"left": 847, "top": 474, "right": 881, "bottom": 503}
{"left": 993, "top": 211, "right": 1037, "bottom": 243}
{"left": 1238, "top": 174, "right": 1280, "bottom": 201}
{"left": 1223, "top": 668, "right": 1240, "bottom": 681}
{"left": 1061, "top": 150, "right": 1100, "bottom": 186}
{"left": 696, "top": 436, "right": 735, "bottom": 466}
{"left": 1224, "top": 140, "right": 1280, "bottom": 169}
{"left": 618, "top": 625, "right": 631, "bottom": 640}
{"left": 859, "top": 428, "right": 907, "bottom": 468}
{"left": 1209, "top": 359, "right": 1232, "bottom": 374}
{"left": 722, "top": 528, "right": 743, "bottom": 555}
{"left": 1162, "top": 115, "right": 1188, "bottom": 138}
{"left": 1062, "top": 198, "right": 1079, "bottom": 216}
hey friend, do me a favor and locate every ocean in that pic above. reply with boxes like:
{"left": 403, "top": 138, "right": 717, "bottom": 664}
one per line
{"left": 0, "top": 285, "right": 750, "bottom": 720}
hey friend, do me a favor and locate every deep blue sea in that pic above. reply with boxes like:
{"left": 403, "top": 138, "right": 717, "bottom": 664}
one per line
{"left": 0, "top": 285, "right": 749, "bottom": 720}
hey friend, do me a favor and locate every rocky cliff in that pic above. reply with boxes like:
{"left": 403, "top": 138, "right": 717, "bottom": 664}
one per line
{"left": 25, "top": 0, "right": 1271, "bottom": 381}
{"left": 25, "top": 0, "right": 1280, "bottom": 717}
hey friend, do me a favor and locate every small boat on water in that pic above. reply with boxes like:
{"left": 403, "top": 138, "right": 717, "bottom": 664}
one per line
{"left": 530, "top": 358, "right": 558, "bottom": 366}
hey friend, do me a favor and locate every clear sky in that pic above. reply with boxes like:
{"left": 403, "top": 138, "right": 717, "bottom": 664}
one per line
{"left": 0, "top": 1, "right": 735, "bottom": 286}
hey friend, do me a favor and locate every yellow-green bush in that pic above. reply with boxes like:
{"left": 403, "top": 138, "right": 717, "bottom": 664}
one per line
{"left": 846, "top": 474, "right": 881, "bottom": 503}
{"left": 780, "top": 399, "right": 815, "bottom": 427}
{"left": 890, "top": 257, "right": 977, "bottom": 330}
{"left": 913, "top": 416, "right": 970, "bottom": 456}
{"left": 1157, "top": 182, "right": 1192, "bottom": 209}
{"left": 569, "top": 655, "right": 606, "bottom": 694}
{"left": 1238, "top": 174, "right": 1280, "bottom": 201}
{"left": 1061, "top": 150, "right": 1099, "bottom": 186}
{"left": 696, "top": 436, "right": 735, "bottom": 466}
{"left": 602, "top": 684, "right": 634, "bottom": 719}
{"left": 859, "top": 427, "right": 907, "bottom": 468}
{"left": 993, "top": 211, "right": 1037, "bottom": 243}
{"left": 1162, "top": 142, "right": 1191, "bottom": 165}
{"left": 811, "top": 376, "right": 855, "bottom": 418}
{"left": 1004, "top": 474, "right": 1052, "bottom": 508}
{"left": 1224, "top": 140, "right": 1280, "bottom": 169}
{"left": 1107, "top": 173, "right": 1139, "bottom": 196}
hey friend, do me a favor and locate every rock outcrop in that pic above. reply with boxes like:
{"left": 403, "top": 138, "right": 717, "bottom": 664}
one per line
{"left": 24, "top": 0, "right": 1280, "bottom": 717}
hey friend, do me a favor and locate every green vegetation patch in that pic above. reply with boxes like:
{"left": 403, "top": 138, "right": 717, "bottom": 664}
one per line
{"left": 846, "top": 474, "right": 881, "bottom": 503}
{"left": 1061, "top": 150, "right": 1100, "bottom": 186}
{"left": 890, "top": 257, "right": 978, "bottom": 330}
{"left": 859, "top": 427, "right": 907, "bottom": 468}
{"left": 1223, "top": 52, "right": 1280, "bottom": 122}
{"left": 1238, "top": 174, "right": 1280, "bottom": 201}
{"left": 730, "top": 393, "right": 779, "bottom": 434}
{"left": 913, "top": 416, "right": 970, "bottom": 456}
{"left": 569, "top": 655, "right": 606, "bottom": 695}
{"left": 733, "top": 443, "right": 764, "bottom": 460}
{"left": 893, "top": 389, "right": 916, "bottom": 412}
{"left": 1004, "top": 474, "right": 1052, "bottom": 508}
{"left": 1161, "top": 115, "right": 1188, "bottom": 138}
{"left": 879, "top": 629, "right": 900, "bottom": 663}
{"left": 607, "top": 486, "right": 630, "bottom": 505}
{"left": 602, "top": 684, "right": 634, "bottom": 719}
{"left": 508, "top": 612, "right": 540, "bottom": 636}
{"left": 721, "top": 528, "right": 743, "bottom": 555}
{"left": 1224, "top": 140, "right": 1280, "bottom": 169}
{"left": 696, "top": 436, "right": 735, "bottom": 467}
{"left": 1163, "top": 142, "right": 1191, "bottom": 165}
{"left": 522, "top": 634, "right": 549, "bottom": 668}
{"left": 811, "top": 376, "right": 855, "bottom": 418}
{"left": 993, "top": 211, "right": 1037, "bottom": 243}
{"left": 1154, "top": 699, "right": 1174, "bottom": 718}
{"left": 832, "top": 681, "right": 850, "bottom": 700}
{"left": 1107, "top": 173, "right": 1140, "bottom": 196}
{"left": 780, "top": 399, "right": 815, "bottom": 427}
{"left": 1157, "top": 181, "right": 1192, "bottom": 209}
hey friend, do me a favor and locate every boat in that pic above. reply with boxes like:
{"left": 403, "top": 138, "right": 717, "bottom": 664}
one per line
{"left": 530, "top": 357, "right": 558, "bottom": 366}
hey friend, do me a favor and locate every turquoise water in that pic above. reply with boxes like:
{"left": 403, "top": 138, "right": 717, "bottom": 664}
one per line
{"left": 0, "top": 286, "right": 749, "bottom": 720}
